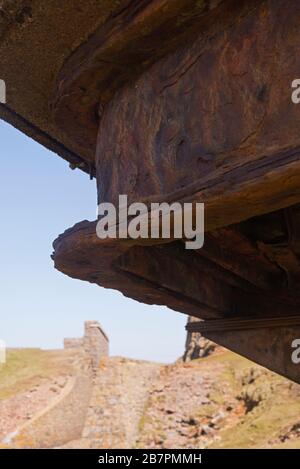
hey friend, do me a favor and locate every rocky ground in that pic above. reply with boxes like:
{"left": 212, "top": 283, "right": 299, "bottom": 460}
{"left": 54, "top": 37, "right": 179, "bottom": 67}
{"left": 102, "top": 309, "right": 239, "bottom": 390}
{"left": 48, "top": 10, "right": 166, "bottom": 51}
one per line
{"left": 2, "top": 347, "right": 300, "bottom": 449}
{"left": 136, "top": 349, "right": 300, "bottom": 449}
{"left": 136, "top": 349, "right": 234, "bottom": 449}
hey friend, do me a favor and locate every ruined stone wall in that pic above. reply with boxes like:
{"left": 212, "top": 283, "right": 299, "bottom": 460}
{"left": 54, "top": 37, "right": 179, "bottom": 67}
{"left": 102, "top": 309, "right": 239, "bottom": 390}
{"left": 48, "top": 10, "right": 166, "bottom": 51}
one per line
{"left": 10, "top": 374, "right": 93, "bottom": 449}
{"left": 83, "top": 321, "right": 109, "bottom": 370}
{"left": 63, "top": 338, "right": 83, "bottom": 349}
{"left": 4, "top": 322, "right": 109, "bottom": 449}
{"left": 8, "top": 351, "right": 93, "bottom": 449}
{"left": 64, "top": 321, "right": 109, "bottom": 370}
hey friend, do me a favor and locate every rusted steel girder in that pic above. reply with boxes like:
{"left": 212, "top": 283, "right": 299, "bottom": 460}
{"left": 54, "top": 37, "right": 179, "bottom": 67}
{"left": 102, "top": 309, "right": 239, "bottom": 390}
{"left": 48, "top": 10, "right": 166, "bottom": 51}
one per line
{"left": 187, "top": 317, "right": 300, "bottom": 383}
{"left": 30, "top": 0, "right": 300, "bottom": 381}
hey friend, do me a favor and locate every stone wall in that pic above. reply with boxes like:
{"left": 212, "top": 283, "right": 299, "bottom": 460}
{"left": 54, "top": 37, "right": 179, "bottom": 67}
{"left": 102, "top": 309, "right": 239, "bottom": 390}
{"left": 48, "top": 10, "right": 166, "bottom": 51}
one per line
{"left": 3, "top": 321, "right": 109, "bottom": 449}
{"left": 64, "top": 338, "right": 83, "bottom": 349}
{"left": 7, "top": 353, "right": 93, "bottom": 449}
{"left": 64, "top": 320, "right": 109, "bottom": 369}
{"left": 83, "top": 321, "right": 109, "bottom": 370}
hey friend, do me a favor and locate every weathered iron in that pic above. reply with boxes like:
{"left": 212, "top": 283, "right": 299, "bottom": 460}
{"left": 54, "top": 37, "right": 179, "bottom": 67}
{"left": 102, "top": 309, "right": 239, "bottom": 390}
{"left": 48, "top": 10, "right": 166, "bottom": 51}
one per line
{"left": 2, "top": 0, "right": 300, "bottom": 382}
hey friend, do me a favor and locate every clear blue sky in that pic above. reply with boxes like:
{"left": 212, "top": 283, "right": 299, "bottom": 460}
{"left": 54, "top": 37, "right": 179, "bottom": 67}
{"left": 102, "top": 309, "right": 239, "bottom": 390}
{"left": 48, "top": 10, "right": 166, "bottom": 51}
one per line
{"left": 0, "top": 120, "right": 186, "bottom": 362}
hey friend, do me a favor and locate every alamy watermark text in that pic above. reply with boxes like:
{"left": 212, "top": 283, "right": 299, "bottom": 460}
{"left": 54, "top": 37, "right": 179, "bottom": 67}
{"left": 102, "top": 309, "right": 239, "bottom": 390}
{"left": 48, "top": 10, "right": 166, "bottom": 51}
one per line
{"left": 96, "top": 195, "right": 204, "bottom": 250}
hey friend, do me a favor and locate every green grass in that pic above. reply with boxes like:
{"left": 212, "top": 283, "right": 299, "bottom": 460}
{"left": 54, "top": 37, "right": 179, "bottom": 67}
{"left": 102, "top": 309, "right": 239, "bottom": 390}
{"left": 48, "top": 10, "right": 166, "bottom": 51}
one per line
{"left": 0, "top": 348, "right": 74, "bottom": 399}
{"left": 206, "top": 352, "right": 300, "bottom": 448}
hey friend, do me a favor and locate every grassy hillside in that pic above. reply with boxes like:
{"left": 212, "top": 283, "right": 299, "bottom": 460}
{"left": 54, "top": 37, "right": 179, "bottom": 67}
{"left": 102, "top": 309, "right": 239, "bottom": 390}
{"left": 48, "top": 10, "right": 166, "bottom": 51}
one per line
{"left": 1, "top": 347, "right": 300, "bottom": 448}
{"left": 136, "top": 349, "right": 300, "bottom": 449}
{"left": 0, "top": 348, "right": 75, "bottom": 400}
{"left": 205, "top": 351, "right": 300, "bottom": 448}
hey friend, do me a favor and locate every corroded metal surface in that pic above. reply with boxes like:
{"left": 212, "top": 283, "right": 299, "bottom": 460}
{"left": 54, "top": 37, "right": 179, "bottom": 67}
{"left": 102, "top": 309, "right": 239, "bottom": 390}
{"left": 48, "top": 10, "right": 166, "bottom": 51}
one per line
{"left": 3, "top": 0, "right": 300, "bottom": 381}
{"left": 0, "top": 0, "right": 147, "bottom": 170}
{"left": 200, "top": 326, "right": 300, "bottom": 384}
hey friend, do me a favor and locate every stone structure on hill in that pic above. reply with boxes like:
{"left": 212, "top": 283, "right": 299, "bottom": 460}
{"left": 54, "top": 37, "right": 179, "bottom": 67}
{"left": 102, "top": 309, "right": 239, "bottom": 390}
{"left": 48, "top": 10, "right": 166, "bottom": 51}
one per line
{"left": 64, "top": 321, "right": 109, "bottom": 370}
{"left": 183, "top": 316, "right": 216, "bottom": 362}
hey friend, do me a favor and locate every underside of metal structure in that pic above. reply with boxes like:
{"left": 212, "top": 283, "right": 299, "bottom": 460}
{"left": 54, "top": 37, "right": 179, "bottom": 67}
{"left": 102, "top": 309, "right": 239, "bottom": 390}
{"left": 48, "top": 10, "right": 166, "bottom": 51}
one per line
{"left": 2, "top": 0, "right": 300, "bottom": 382}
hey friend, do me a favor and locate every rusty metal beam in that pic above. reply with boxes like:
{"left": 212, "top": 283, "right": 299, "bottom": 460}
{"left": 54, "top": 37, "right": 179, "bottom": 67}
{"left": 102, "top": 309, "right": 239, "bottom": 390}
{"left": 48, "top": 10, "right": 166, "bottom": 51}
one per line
{"left": 191, "top": 324, "right": 300, "bottom": 384}
{"left": 0, "top": 103, "right": 95, "bottom": 177}
{"left": 186, "top": 316, "right": 300, "bottom": 333}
